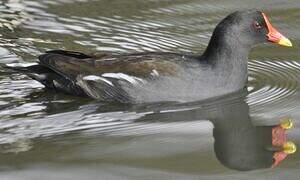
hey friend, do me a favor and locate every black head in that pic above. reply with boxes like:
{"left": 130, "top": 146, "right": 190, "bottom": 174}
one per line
{"left": 212, "top": 10, "right": 292, "bottom": 48}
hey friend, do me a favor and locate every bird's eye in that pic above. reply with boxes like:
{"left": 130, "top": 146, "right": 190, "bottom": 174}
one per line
{"left": 254, "top": 21, "right": 262, "bottom": 29}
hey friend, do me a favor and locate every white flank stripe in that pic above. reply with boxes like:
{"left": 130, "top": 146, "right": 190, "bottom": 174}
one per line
{"left": 83, "top": 75, "right": 114, "bottom": 86}
{"left": 247, "top": 86, "right": 254, "bottom": 91}
{"left": 102, "top": 73, "right": 144, "bottom": 84}
{"left": 150, "top": 69, "right": 159, "bottom": 76}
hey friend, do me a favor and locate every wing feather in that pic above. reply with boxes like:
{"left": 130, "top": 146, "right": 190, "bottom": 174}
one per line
{"left": 38, "top": 51, "right": 181, "bottom": 81}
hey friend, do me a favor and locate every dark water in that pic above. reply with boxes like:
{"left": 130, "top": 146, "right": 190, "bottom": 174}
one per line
{"left": 0, "top": 0, "right": 300, "bottom": 179}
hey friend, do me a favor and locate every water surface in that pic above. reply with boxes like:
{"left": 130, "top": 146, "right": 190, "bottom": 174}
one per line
{"left": 0, "top": 0, "right": 300, "bottom": 179}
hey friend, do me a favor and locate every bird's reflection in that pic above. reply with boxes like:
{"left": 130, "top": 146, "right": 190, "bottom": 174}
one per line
{"left": 132, "top": 90, "right": 296, "bottom": 171}
{"left": 5, "top": 89, "right": 296, "bottom": 172}
{"left": 209, "top": 93, "right": 294, "bottom": 171}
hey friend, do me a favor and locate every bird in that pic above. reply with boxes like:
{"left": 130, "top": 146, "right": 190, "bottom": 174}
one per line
{"left": 3, "top": 10, "right": 292, "bottom": 103}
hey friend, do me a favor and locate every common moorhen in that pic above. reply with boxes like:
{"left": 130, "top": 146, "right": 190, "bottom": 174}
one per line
{"left": 4, "top": 10, "right": 292, "bottom": 103}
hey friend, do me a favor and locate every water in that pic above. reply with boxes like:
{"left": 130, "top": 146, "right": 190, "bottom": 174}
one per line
{"left": 0, "top": 0, "right": 300, "bottom": 179}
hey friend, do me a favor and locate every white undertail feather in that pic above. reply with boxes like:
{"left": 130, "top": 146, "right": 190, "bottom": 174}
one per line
{"left": 6, "top": 62, "right": 38, "bottom": 67}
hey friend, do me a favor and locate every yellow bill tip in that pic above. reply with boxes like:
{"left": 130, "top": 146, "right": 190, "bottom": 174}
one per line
{"left": 283, "top": 141, "right": 297, "bottom": 154}
{"left": 278, "top": 37, "right": 293, "bottom": 47}
{"left": 280, "top": 118, "right": 294, "bottom": 129}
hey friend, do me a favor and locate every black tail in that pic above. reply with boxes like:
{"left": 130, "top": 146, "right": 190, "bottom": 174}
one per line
{"left": 1, "top": 64, "right": 55, "bottom": 82}
{"left": 1, "top": 63, "right": 87, "bottom": 97}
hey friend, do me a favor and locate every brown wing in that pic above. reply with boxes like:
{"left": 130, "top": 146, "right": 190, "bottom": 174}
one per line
{"left": 38, "top": 50, "right": 181, "bottom": 81}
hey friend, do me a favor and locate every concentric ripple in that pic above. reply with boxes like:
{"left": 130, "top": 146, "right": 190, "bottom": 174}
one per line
{"left": 0, "top": 0, "right": 299, "bottom": 169}
{"left": 248, "top": 59, "right": 300, "bottom": 118}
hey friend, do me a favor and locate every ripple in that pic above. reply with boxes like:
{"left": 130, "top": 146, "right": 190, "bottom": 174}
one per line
{"left": 248, "top": 59, "right": 300, "bottom": 118}
{"left": 0, "top": 0, "right": 299, "bottom": 154}
{"left": 0, "top": 0, "right": 32, "bottom": 31}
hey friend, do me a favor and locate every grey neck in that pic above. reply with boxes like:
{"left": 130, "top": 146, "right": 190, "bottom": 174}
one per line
{"left": 199, "top": 34, "right": 251, "bottom": 89}
{"left": 200, "top": 34, "right": 251, "bottom": 66}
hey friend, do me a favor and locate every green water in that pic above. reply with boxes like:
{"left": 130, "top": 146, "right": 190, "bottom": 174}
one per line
{"left": 0, "top": 0, "right": 300, "bottom": 179}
